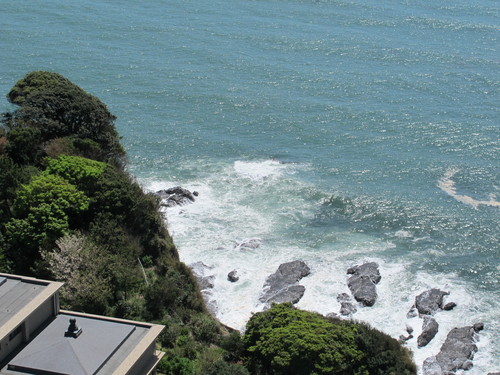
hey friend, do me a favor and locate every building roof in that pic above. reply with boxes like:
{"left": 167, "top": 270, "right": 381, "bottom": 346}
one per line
{"left": 0, "top": 273, "right": 62, "bottom": 341}
{"left": 0, "top": 273, "right": 164, "bottom": 375}
{"left": 3, "top": 311, "right": 163, "bottom": 375}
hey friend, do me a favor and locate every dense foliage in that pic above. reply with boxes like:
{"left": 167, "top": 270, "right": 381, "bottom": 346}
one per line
{"left": 3, "top": 71, "right": 124, "bottom": 165}
{"left": 0, "top": 72, "right": 416, "bottom": 375}
{"left": 243, "top": 303, "right": 416, "bottom": 375}
{"left": 0, "top": 71, "right": 247, "bottom": 374}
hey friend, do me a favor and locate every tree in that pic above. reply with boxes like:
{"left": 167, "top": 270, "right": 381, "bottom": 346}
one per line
{"left": 242, "top": 303, "right": 416, "bottom": 375}
{"left": 42, "top": 232, "right": 112, "bottom": 314}
{"left": 43, "top": 154, "right": 107, "bottom": 192}
{"left": 5, "top": 174, "right": 89, "bottom": 270}
{"left": 243, "top": 303, "right": 363, "bottom": 375}
{"left": 4, "top": 71, "right": 125, "bottom": 164}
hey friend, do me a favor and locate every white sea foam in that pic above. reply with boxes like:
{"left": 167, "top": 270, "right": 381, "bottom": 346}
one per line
{"left": 233, "top": 159, "right": 286, "bottom": 181}
{"left": 438, "top": 168, "right": 500, "bottom": 209}
{"left": 144, "top": 160, "right": 499, "bottom": 374}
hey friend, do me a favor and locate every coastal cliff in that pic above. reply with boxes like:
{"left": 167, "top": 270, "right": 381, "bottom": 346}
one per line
{"left": 0, "top": 71, "right": 419, "bottom": 374}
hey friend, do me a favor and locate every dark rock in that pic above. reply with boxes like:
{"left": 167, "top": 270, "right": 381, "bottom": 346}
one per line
{"left": 234, "top": 238, "right": 262, "bottom": 250}
{"left": 423, "top": 324, "right": 483, "bottom": 375}
{"left": 487, "top": 372, "right": 500, "bottom": 375}
{"left": 266, "top": 285, "right": 306, "bottom": 304}
{"left": 156, "top": 186, "right": 196, "bottom": 207}
{"left": 259, "top": 260, "right": 310, "bottom": 305}
{"left": 347, "top": 262, "right": 381, "bottom": 283}
{"left": 443, "top": 302, "right": 457, "bottom": 311}
{"left": 418, "top": 316, "right": 439, "bottom": 347}
{"left": 337, "top": 293, "right": 357, "bottom": 316}
{"left": 473, "top": 322, "right": 484, "bottom": 332}
{"left": 326, "top": 312, "right": 339, "bottom": 319}
{"left": 415, "top": 288, "right": 449, "bottom": 316}
{"left": 227, "top": 270, "right": 239, "bottom": 282}
{"left": 347, "top": 262, "right": 380, "bottom": 307}
{"left": 399, "top": 334, "right": 413, "bottom": 343}
{"left": 336, "top": 293, "right": 351, "bottom": 303}
{"left": 406, "top": 324, "right": 414, "bottom": 335}
{"left": 197, "top": 275, "right": 214, "bottom": 290}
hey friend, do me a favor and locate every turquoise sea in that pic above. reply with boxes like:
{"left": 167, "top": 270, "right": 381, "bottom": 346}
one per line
{"left": 1, "top": 0, "right": 498, "bottom": 372}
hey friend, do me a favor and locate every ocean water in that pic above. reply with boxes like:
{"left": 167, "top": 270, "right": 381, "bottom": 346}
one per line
{"left": 1, "top": 0, "right": 498, "bottom": 373}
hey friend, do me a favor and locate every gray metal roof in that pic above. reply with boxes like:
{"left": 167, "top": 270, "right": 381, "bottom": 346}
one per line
{"left": 0, "top": 277, "right": 47, "bottom": 327}
{"left": 8, "top": 314, "right": 137, "bottom": 375}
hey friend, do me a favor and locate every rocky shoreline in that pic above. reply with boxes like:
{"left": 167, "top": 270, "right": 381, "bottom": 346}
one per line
{"left": 158, "top": 186, "right": 495, "bottom": 375}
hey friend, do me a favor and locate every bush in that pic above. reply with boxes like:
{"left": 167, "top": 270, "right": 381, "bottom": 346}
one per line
{"left": 353, "top": 322, "right": 417, "bottom": 375}
{"left": 243, "top": 303, "right": 416, "bottom": 375}
{"left": 5, "top": 126, "right": 42, "bottom": 164}
{"left": 201, "top": 360, "right": 250, "bottom": 375}
{"left": 157, "top": 355, "right": 196, "bottom": 375}
{"left": 189, "top": 313, "right": 220, "bottom": 344}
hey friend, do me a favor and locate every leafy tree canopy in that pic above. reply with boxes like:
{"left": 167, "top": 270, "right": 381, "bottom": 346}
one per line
{"left": 5, "top": 173, "right": 90, "bottom": 269}
{"left": 4, "top": 71, "right": 124, "bottom": 164}
{"left": 43, "top": 154, "right": 107, "bottom": 192}
{"left": 243, "top": 303, "right": 416, "bottom": 375}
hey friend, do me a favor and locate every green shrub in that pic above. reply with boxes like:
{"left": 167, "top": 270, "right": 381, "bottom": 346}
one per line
{"left": 5, "top": 126, "right": 42, "bottom": 164}
{"left": 157, "top": 355, "right": 196, "bottom": 375}
{"left": 353, "top": 322, "right": 417, "bottom": 375}
{"left": 189, "top": 313, "right": 220, "bottom": 344}
{"left": 201, "top": 360, "right": 250, "bottom": 375}
{"left": 243, "top": 303, "right": 416, "bottom": 375}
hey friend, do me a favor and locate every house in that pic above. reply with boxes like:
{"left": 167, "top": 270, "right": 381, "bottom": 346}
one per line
{"left": 0, "top": 273, "right": 164, "bottom": 375}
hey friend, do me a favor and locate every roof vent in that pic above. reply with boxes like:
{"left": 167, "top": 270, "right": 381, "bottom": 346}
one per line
{"left": 64, "top": 318, "right": 83, "bottom": 338}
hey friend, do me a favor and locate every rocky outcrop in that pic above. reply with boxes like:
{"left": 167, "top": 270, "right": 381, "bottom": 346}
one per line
{"left": 414, "top": 288, "right": 450, "bottom": 316}
{"left": 190, "top": 261, "right": 215, "bottom": 290}
{"left": 347, "top": 262, "right": 381, "bottom": 307}
{"left": 259, "top": 260, "right": 310, "bottom": 305}
{"left": 156, "top": 186, "right": 198, "bottom": 207}
{"left": 227, "top": 270, "right": 239, "bottom": 282}
{"left": 337, "top": 293, "right": 357, "bottom": 316}
{"left": 418, "top": 316, "right": 439, "bottom": 347}
{"left": 423, "top": 323, "right": 484, "bottom": 375}
{"left": 189, "top": 262, "right": 218, "bottom": 316}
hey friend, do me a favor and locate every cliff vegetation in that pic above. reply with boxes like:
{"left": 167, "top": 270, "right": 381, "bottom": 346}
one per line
{"left": 0, "top": 71, "right": 415, "bottom": 375}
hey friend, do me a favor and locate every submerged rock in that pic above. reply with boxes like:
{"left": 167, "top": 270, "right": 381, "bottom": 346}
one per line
{"left": 337, "top": 293, "right": 357, "bottom": 316}
{"left": 156, "top": 186, "right": 196, "bottom": 207}
{"left": 347, "top": 262, "right": 381, "bottom": 307}
{"left": 259, "top": 260, "right": 310, "bottom": 305}
{"left": 418, "top": 316, "right": 439, "bottom": 347}
{"left": 234, "top": 238, "right": 262, "bottom": 250}
{"left": 423, "top": 323, "right": 484, "bottom": 375}
{"left": 414, "top": 288, "right": 450, "bottom": 316}
{"left": 407, "top": 307, "right": 418, "bottom": 319}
